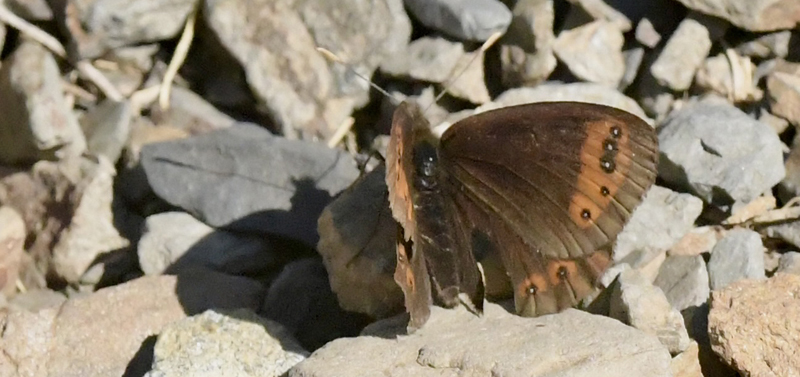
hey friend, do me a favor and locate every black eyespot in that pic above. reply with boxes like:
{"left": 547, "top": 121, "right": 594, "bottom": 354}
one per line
{"left": 610, "top": 126, "right": 622, "bottom": 138}
{"left": 581, "top": 209, "right": 591, "bottom": 220}
{"left": 603, "top": 139, "right": 617, "bottom": 151}
{"left": 600, "top": 186, "right": 610, "bottom": 196}
{"left": 557, "top": 266, "right": 568, "bottom": 280}
{"left": 600, "top": 158, "right": 616, "bottom": 173}
{"left": 527, "top": 285, "right": 537, "bottom": 295}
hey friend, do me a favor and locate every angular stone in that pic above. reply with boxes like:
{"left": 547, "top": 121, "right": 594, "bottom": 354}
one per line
{"left": 145, "top": 309, "right": 308, "bottom": 377}
{"left": 0, "top": 206, "right": 25, "bottom": 297}
{"left": 0, "top": 42, "right": 86, "bottom": 165}
{"left": 708, "top": 273, "right": 800, "bottom": 376}
{"left": 672, "top": 0, "right": 800, "bottom": 32}
{"left": 500, "top": 0, "right": 557, "bottom": 87}
{"left": 650, "top": 18, "right": 712, "bottom": 91}
{"left": 289, "top": 303, "right": 672, "bottom": 377}
{"left": 736, "top": 30, "right": 792, "bottom": 58}
{"left": 767, "top": 71, "right": 800, "bottom": 126}
{"left": 403, "top": 0, "right": 512, "bottom": 41}
{"left": 707, "top": 229, "right": 765, "bottom": 290}
{"left": 80, "top": 99, "right": 132, "bottom": 163}
{"left": 635, "top": 18, "right": 662, "bottom": 48}
{"left": 777, "top": 252, "right": 800, "bottom": 275}
{"left": 554, "top": 21, "right": 625, "bottom": 87}
{"left": 381, "top": 36, "right": 465, "bottom": 83}
{"left": 149, "top": 86, "right": 237, "bottom": 133}
{"left": 670, "top": 341, "right": 703, "bottom": 377}
{"left": 654, "top": 255, "right": 710, "bottom": 312}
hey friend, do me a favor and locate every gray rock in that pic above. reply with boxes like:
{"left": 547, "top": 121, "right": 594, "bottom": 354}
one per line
{"left": 658, "top": 99, "right": 785, "bottom": 207}
{"left": 609, "top": 269, "right": 691, "bottom": 354}
{"left": 564, "top": 0, "right": 632, "bottom": 32}
{"left": 554, "top": 21, "right": 625, "bottom": 87}
{"left": 654, "top": 255, "right": 710, "bottom": 312}
{"left": 203, "top": 0, "right": 410, "bottom": 139}
{"left": 150, "top": 86, "right": 237, "bottom": 133}
{"left": 290, "top": 303, "right": 672, "bottom": 377}
{"left": 735, "top": 30, "right": 792, "bottom": 58}
{"left": 777, "top": 252, "right": 800, "bottom": 275}
{"left": 479, "top": 82, "right": 650, "bottom": 121}
{"left": 499, "top": 0, "right": 557, "bottom": 87}
{"left": 635, "top": 18, "right": 662, "bottom": 48}
{"left": 52, "top": 0, "right": 197, "bottom": 59}
{"left": 614, "top": 186, "right": 704, "bottom": 263}
{"left": 137, "top": 212, "right": 276, "bottom": 276}
{"left": 0, "top": 206, "right": 25, "bottom": 297}
{"left": 80, "top": 100, "right": 132, "bottom": 164}
{"left": 403, "top": 0, "right": 511, "bottom": 41}
{"left": 7, "top": 289, "right": 67, "bottom": 312}
{"left": 672, "top": 0, "right": 800, "bottom": 32}
{"left": 381, "top": 36, "right": 465, "bottom": 83}
{"left": 262, "top": 258, "right": 369, "bottom": 350}
{"left": 140, "top": 123, "right": 359, "bottom": 246}
{"left": 764, "top": 220, "right": 800, "bottom": 250}
{"left": 446, "top": 49, "right": 492, "bottom": 104}
{"left": 695, "top": 53, "right": 758, "bottom": 102}
{"left": 317, "top": 165, "right": 403, "bottom": 318}
{"left": 767, "top": 71, "right": 800, "bottom": 127}
{"left": 707, "top": 229, "right": 765, "bottom": 290}
{"left": 4, "top": 0, "right": 53, "bottom": 20}
{"left": 620, "top": 47, "right": 645, "bottom": 90}
{"left": 650, "top": 18, "right": 712, "bottom": 91}
{"left": 0, "top": 41, "right": 86, "bottom": 165}
{"left": 145, "top": 309, "right": 308, "bottom": 377}
{"left": 52, "top": 158, "right": 131, "bottom": 284}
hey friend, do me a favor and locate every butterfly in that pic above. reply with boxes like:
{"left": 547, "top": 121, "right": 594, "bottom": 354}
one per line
{"left": 385, "top": 100, "right": 658, "bottom": 329}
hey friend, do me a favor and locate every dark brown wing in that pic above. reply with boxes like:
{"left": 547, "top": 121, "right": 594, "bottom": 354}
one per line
{"left": 438, "top": 101, "right": 658, "bottom": 316}
{"left": 386, "top": 101, "right": 485, "bottom": 330}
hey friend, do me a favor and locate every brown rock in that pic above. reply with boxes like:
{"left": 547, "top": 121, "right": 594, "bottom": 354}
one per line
{"left": 672, "top": 0, "right": 800, "bottom": 32}
{"left": 671, "top": 342, "right": 703, "bottom": 377}
{"left": 0, "top": 206, "right": 25, "bottom": 297}
{"left": 0, "top": 270, "right": 266, "bottom": 377}
{"left": 768, "top": 71, "right": 800, "bottom": 126}
{"left": 708, "top": 273, "right": 800, "bottom": 376}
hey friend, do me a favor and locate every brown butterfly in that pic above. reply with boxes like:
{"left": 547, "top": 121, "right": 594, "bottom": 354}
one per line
{"left": 385, "top": 100, "right": 659, "bottom": 330}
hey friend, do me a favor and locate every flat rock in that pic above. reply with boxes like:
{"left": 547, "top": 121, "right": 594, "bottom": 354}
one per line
{"left": 499, "top": 0, "right": 557, "bottom": 87}
{"left": 403, "top": 0, "right": 512, "bottom": 41}
{"left": 0, "top": 270, "right": 266, "bottom": 377}
{"left": 0, "top": 41, "right": 86, "bottom": 165}
{"left": 52, "top": 0, "right": 197, "bottom": 59}
{"left": 707, "top": 229, "right": 765, "bottom": 290}
{"left": 554, "top": 21, "right": 625, "bottom": 87}
{"left": 149, "top": 86, "right": 237, "bottom": 133}
{"left": 203, "top": 0, "right": 410, "bottom": 139}
{"left": 736, "top": 30, "right": 792, "bottom": 59}
{"left": 381, "top": 36, "right": 465, "bottom": 83}
{"left": 708, "top": 273, "right": 800, "bottom": 376}
{"left": 764, "top": 220, "right": 800, "bottom": 250}
{"left": 7, "top": 289, "right": 67, "bottom": 313}
{"left": 654, "top": 255, "right": 710, "bottom": 312}
{"left": 767, "top": 71, "right": 800, "bottom": 126}
{"left": 137, "top": 211, "right": 276, "bottom": 276}
{"left": 140, "top": 123, "right": 359, "bottom": 246}
{"left": 673, "top": 0, "right": 800, "bottom": 32}
{"left": 145, "top": 309, "right": 308, "bottom": 377}
{"left": 0, "top": 206, "right": 25, "bottom": 296}
{"left": 650, "top": 18, "right": 712, "bottom": 91}
{"left": 777, "top": 252, "right": 800, "bottom": 275}
{"left": 614, "top": 186, "right": 704, "bottom": 264}
{"left": 289, "top": 303, "right": 672, "bottom": 377}
{"left": 658, "top": 99, "right": 785, "bottom": 207}
{"left": 609, "top": 269, "right": 691, "bottom": 354}
{"left": 80, "top": 99, "right": 132, "bottom": 164}
{"left": 261, "top": 258, "right": 369, "bottom": 351}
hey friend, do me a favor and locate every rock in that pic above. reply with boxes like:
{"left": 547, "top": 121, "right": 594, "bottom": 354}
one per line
{"left": 137, "top": 211, "right": 277, "bottom": 276}
{"left": 79, "top": 99, "right": 132, "bottom": 164}
{"left": 670, "top": 342, "right": 703, "bottom": 377}
{"left": 261, "top": 258, "right": 369, "bottom": 350}
{"left": 564, "top": 0, "right": 632, "bottom": 32}
{"left": 317, "top": 166, "right": 403, "bottom": 318}
{"left": 707, "top": 229, "right": 765, "bottom": 290}
{"left": 403, "top": 0, "right": 512, "bottom": 41}
{"left": 696, "top": 53, "right": 761, "bottom": 103}
{"left": 0, "top": 270, "right": 266, "bottom": 377}
{"left": 777, "top": 252, "right": 800, "bottom": 275}
{"left": 479, "top": 82, "right": 650, "bottom": 121}
{"left": 4, "top": 0, "right": 53, "bottom": 20}
{"left": 650, "top": 18, "right": 712, "bottom": 91}
{"left": 52, "top": 157, "right": 130, "bottom": 284}
{"left": 382, "top": 36, "right": 465, "bottom": 83}
{"left": 634, "top": 72, "right": 675, "bottom": 121}
{"left": 0, "top": 41, "right": 86, "bottom": 165}
{"left": 289, "top": 303, "right": 672, "bottom": 377}
{"left": 203, "top": 0, "right": 410, "bottom": 139}
{"left": 767, "top": 71, "right": 800, "bottom": 126}
{"left": 620, "top": 47, "right": 645, "bottom": 90}
{"left": 614, "top": 186, "right": 704, "bottom": 263}
{"left": 672, "top": 0, "right": 800, "bottom": 32}
{"left": 0, "top": 206, "right": 25, "bottom": 297}
{"left": 658, "top": 99, "right": 785, "bottom": 207}
{"left": 654, "top": 255, "right": 710, "bottom": 312}
{"left": 0, "top": 22, "right": 5, "bottom": 53}
{"left": 51, "top": 0, "right": 197, "bottom": 59}
{"left": 609, "top": 269, "right": 691, "bottom": 354}
{"left": 150, "top": 86, "right": 237, "bottom": 134}
{"left": 668, "top": 226, "right": 722, "bottom": 257}
{"left": 759, "top": 107, "right": 791, "bottom": 135}
{"left": 635, "top": 18, "right": 662, "bottom": 48}
{"left": 145, "top": 309, "right": 308, "bottom": 377}
{"left": 708, "top": 273, "right": 800, "bottom": 376}
{"left": 446, "top": 49, "right": 492, "bottom": 104}
{"left": 499, "top": 0, "right": 557, "bottom": 87}
{"left": 140, "top": 123, "right": 359, "bottom": 246}
{"left": 764, "top": 220, "right": 800, "bottom": 250}
{"left": 735, "top": 30, "right": 792, "bottom": 58}
{"left": 553, "top": 21, "right": 625, "bottom": 87}
{"left": 7, "top": 289, "right": 67, "bottom": 312}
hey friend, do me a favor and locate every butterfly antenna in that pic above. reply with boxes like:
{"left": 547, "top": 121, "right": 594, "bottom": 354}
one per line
{"left": 427, "top": 31, "right": 503, "bottom": 112}
{"left": 316, "top": 47, "right": 400, "bottom": 105}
